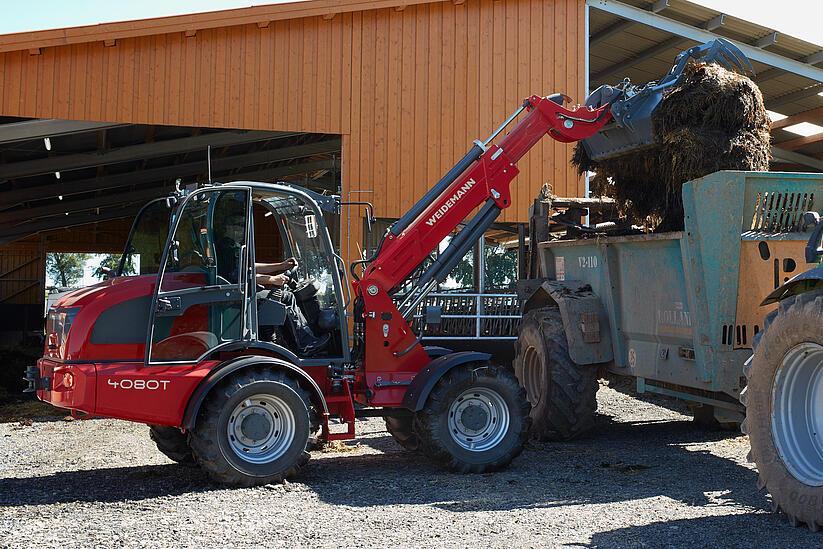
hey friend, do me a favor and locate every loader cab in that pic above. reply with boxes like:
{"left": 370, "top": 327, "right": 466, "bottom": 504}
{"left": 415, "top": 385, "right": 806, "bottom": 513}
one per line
{"left": 135, "top": 183, "right": 347, "bottom": 365}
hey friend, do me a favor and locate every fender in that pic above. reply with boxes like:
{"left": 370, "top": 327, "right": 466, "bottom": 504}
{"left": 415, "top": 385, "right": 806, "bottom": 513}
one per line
{"left": 204, "top": 340, "right": 302, "bottom": 365}
{"left": 761, "top": 263, "right": 823, "bottom": 305}
{"left": 520, "top": 280, "right": 613, "bottom": 366}
{"left": 401, "top": 351, "right": 491, "bottom": 412}
{"left": 181, "top": 355, "right": 328, "bottom": 430}
{"left": 423, "top": 345, "right": 453, "bottom": 359}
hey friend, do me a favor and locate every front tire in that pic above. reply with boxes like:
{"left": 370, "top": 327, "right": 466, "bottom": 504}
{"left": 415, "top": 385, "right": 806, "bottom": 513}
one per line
{"left": 743, "top": 290, "right": 823, "bottom": 531}
{"left": 414, "top": 362, "right": 530, "bottom": 473}
{"left": 189, "top": 369, "right": 312, "bottom": 487}
{"left": 514, "top": 308, "right": 599, "bottom": 440}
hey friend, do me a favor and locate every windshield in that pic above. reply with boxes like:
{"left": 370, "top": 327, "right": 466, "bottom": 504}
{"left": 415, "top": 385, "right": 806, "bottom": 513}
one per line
{"left": 263, "top": 194, "right": 338, "bottom": 309}
{"left": 119, "top": 198, "right": 173, "bottom": 276}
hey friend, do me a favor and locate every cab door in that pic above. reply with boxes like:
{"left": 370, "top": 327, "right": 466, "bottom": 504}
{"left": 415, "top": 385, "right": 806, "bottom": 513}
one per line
{"left": 147, "top": 187, "right": 253, "bottom": 364}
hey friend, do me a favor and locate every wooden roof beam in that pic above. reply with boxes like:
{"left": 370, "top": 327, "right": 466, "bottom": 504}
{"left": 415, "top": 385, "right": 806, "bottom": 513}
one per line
{"left": 765, "top": 84, "right": 823, "bottom": 110}
{"left": 771, "top": 106, "right": 823, "bottom": 131}
{"left": 771, "top": 146, "right": 823, "bottom": 171}
{"left": 774, "top": 132, "right": 823, "bottom": 151}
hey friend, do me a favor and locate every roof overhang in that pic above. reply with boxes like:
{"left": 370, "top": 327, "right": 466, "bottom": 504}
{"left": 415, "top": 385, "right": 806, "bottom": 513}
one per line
{"left": 587, "top": 0, "right": 823, "bottom": 172}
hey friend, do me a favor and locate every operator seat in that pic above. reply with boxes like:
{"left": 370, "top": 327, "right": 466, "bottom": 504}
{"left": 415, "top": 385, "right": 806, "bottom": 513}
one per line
{"left": 256, "top": 286, "right": 331, "bottom": 357}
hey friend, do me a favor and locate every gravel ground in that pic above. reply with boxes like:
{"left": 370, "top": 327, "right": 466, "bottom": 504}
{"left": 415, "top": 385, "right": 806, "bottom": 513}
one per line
{"left": 1, "top": 381, "right": 820, "bottom": 549}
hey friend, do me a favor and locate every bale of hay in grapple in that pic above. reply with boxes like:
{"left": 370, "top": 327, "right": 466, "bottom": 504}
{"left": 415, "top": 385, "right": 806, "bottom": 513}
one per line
{"left": 572, "top": 62, "right": 771, "bottom": 231}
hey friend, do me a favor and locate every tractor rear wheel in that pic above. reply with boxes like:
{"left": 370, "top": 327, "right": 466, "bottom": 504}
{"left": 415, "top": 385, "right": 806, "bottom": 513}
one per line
{"left": 149, "top": 425, "right": 195, "bottom": 465}
{"left": 385, "top": 413, "right": 420, "bottom": 452}
{"left": 742, "top": 290, "right": 823, "bottom": 531}
{"left": 514, "top": 308, "right": 599, "bottom": 440}
{"left": 414, "top": 362, "right": 530, "bottom": 473}
{"left": 189, "top": 369, "right": 312, "bottom": 487}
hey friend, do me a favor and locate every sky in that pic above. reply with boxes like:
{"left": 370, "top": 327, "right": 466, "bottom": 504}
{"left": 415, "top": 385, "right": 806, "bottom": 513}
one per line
{"left": 0, "top": 0, "right": 820, "bottom": 45}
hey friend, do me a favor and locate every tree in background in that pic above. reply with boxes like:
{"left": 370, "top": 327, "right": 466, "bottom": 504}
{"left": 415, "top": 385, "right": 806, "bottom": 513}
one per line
{"left": 93, "top": 254, "right": 135, "bottom": 279}
{"left": 46, "top": 253, "right": 91, "bottom": 287}
{"left": 484, "top": 244, "right": 518, "bottom": 289}
{"left": 447, "top": 242, "right": 518, "bottom": 291}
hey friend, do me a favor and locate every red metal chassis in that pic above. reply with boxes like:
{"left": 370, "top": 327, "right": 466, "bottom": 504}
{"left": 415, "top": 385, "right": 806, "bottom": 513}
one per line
{"left": 37, "top": 95, "right": 611, "bottom": 439}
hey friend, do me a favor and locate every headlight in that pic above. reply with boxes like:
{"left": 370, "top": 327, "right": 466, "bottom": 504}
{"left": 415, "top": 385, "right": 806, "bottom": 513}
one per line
{"left": 45, "top": 307, "right": 80, "bottom": 359}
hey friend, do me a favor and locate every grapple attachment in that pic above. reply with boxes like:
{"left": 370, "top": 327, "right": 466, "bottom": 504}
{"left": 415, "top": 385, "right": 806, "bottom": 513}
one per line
{"left": 581, "top": 38, "right": 755, "bottom": 162}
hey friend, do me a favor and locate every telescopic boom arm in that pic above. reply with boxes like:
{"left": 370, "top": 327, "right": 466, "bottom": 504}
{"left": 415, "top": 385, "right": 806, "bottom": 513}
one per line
{"left": 349, "top": 93, "right": 614, "bottom": 394}
{"left": 358, "top": 94, "right": 613, "bottom": 307}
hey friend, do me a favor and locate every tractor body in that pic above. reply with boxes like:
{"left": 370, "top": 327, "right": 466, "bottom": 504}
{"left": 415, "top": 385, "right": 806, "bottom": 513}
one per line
{"left": 518, "top": 171, "right": 823, "bottom": 425}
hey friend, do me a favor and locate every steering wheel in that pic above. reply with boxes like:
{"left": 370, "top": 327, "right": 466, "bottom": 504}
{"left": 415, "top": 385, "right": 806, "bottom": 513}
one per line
{"left": 282, "top": 266, "right": 299, "bottom": 290}
{"left": 292, "top": 277, "right": 317, "bottom": 293}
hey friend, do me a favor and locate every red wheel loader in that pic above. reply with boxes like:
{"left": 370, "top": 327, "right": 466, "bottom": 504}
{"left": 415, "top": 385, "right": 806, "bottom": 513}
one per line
{"left": 25, "top": 40, "right": 751, "bottom": 486}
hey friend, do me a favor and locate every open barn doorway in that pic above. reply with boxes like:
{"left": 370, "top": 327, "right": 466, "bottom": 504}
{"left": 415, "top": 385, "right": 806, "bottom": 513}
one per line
{"left": 0, "top": 118, "right": 342, "bottom": 389}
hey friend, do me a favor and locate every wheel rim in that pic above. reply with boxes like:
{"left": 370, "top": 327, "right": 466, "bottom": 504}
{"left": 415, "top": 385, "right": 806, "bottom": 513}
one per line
{"left": 522, "top": 346, "right": 543, "bottom": 406}
{"left": 447, "top": 387, "right": 510, "bottom": 452}
{"left": 771, "top": 342, "right": 823, "bottom": 486}
{"left": 226, "top": 393, "right": 296, "bottom": 464}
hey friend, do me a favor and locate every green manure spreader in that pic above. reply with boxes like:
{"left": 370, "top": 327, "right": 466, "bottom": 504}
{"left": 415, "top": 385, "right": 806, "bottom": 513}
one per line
{"left": 516, "top": 170, "right": 823, "bottom": 531}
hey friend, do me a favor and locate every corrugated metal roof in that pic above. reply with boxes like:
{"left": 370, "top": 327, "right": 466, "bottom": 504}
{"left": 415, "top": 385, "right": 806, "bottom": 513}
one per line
{"left": 588, "top": 0, "right": 823, "bottom": 170}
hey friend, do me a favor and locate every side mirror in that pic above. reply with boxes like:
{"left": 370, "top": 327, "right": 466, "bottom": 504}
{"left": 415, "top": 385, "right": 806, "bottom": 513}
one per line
{"left": 99, "top": 266, "right": 114, "bottom": 280}
{"left": 804, "top": 212, "right": 823, "bottom": 264}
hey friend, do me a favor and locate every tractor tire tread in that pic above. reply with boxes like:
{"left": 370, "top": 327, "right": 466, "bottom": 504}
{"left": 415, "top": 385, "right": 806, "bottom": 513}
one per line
{"left": 188, "top": 368, "right": 312, "bottom": 487}
{"left": 514, "top": 308, "right": 599, "bottom": 441}
{"left": 414, "top": 363, "right": 530, "bottom": 473}
{"left": 384, "top": 414, "right": 421, "bottom": 452}
{"left": 148, "top": 425, "right": 195, "bottom": 465}
{"left": 742, "top": 289, "right": 823, "bottom": 531}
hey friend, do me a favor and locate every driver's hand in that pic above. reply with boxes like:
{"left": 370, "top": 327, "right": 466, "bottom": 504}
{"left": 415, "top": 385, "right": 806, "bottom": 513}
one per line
{"left": 259, "top": 274, "right": 288, "bottom": 287}
{"left": 284, "top": 257, "right": 298, "bottom": 269}
{"left": 271, "top": 274, "right": 289, "bottom": 287}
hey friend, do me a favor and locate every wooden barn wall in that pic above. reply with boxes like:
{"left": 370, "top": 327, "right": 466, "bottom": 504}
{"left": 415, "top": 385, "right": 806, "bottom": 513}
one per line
{"left": 0, "top": 0, "right": 584, "bottom": 261}
{"left": 0, "top": 242, "right": 44, "bottom": 306}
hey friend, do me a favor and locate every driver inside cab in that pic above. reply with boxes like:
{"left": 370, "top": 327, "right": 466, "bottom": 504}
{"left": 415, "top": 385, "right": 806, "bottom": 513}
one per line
{"left": 216, "top": 212, "right": 330, "bottom": 356}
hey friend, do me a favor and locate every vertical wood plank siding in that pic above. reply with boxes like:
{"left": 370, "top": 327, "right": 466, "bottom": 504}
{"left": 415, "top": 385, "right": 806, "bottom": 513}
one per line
{"left": 0, "top": 0, "right": 583, "bottom": 223}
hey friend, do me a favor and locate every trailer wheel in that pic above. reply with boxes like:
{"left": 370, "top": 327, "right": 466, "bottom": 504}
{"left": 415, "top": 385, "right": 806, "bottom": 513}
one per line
{"left": 414, "top": 362, "right": 530, "bottom": 473}
{"left": 514, "top": 308, "right": 599, "bottom": 440}
{"left": 385, "top": 413, "right": 420, "bottom": 452}
{"left": 742, "top": 290, "right": 823, "bottom": 531}
{"left": 149, "top": 425, "right": 195, "bottom": 465}
{"left": 189, "top": 369, "right": 312, "bottom": 487}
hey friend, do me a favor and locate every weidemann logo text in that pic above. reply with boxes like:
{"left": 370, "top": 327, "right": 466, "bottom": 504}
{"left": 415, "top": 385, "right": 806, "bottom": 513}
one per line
{"left": 425, "top": 179, "right": 476, "bottom": 226}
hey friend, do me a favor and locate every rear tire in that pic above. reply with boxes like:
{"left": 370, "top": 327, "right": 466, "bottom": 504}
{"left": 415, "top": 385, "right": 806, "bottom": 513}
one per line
{"left": 743, "top": 290, "right": 823, "bottom": 531}
{"left": 385, "top": 413, "right": 420, "bottom": 452}
{"left": 514, "top": 308, "right": 599, "bottom": 440}
{"left": 149, "top": 425, "right": 195, "bottom": 465}
{"left": 414, "top": 362, "right": 530, "bottom": 473}
{"left": 189, "top": 369, "right": 312, "bottom": 487}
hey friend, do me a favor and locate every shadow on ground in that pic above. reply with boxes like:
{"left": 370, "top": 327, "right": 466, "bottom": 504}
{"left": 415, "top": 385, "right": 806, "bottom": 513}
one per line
{"left": 302, "top": 416, "right": 760, "bottom": 512}
{"left": 571, "top": 514, "right": 817, "bottom": 548}
{"left": 0, "top": 412, "right": 808, "bottom": 547}
{"left": 0, "top": 463, "right": 216, "bottom": 506}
